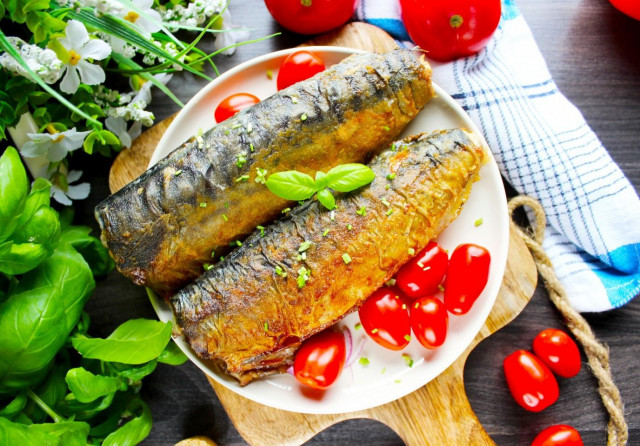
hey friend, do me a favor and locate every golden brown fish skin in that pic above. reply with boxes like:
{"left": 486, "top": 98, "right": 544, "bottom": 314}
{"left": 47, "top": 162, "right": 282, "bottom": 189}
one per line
{"left": 171, "top": 129, "right": 487, "bottom": 385}
{"left": 94, "top": 50, "right": 434, "bottom": 297}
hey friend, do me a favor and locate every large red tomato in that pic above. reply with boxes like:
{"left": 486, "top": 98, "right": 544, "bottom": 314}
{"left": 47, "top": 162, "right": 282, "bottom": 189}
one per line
{"left": 293, "top": 330, "right": 346, "bottom": 389}
{"left": 264, "top": 0, "right": 359, "bottom": 35}
{"left": 399, "top": 0, "right": 502, "bottom": 61}
{"left": 503, "top": 350, "right": 559, "bottom": 412}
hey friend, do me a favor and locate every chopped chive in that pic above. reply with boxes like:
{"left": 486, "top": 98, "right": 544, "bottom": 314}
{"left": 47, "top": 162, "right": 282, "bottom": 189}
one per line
{"left": 264, "top": 322, "right": 269, "bottom": 331}
{"left": 359, "top": 357, "right": 370, "bottom": 366}
{"left": 300, "top": 113, "right": 307, "bottom": 121}
{"left": 417, "top": 261, "right": 425, "bottom": 268}
{"left": 282, "top": 208, "right": 291, "bottom": 214}
{"left": 404, "top": 334, "right": 411, "bottom": 342}
{"left": 330, "top": 210, "right": 335, "bottom": 221}
{"left": 298, "top": 241, "right": 312, "bottom": 252}
{"left": 137, "top": 187, "right": 144, "bottom": 195}
{"left": 381, "top": 367, "right": 387, "bottom": 374}
{"left": 211, "top": 250, "right": 215, "bottom": 258}
{"left": 291, "top": 97, "right": 298, "bottom": 104}
{"left": 219, "top": 256, "right": 225, "bottom": 262}
{"left": 323, "top": 229, "right": 330, "bottom": 237}
{"left": 236, "top": 152, "right": 247, "bottom": 168}
{"left": 394, "top": 379, "right": 402, "bottom": 383}
{"left": 236, "top": 241, "right": 242, "bottom": 247}
{"left": 385, "top": 278, "right": 396, "bottom": 286}
{"left": 197, "top": 128, "right": 203, "bottom": 137}
{"left": 386, "top": 173, "right": 396, "bottom": 180}
{"left": 385, "top": 184, "right": 390, "bottom": 190}
{"left": 203, "top": 263, "right": 213, "bottom": 271}
{"left": 250, "top": 143, "right": 254, "bottom": 152}
{"left": 247, "top": 122, "right": 253, "bottom": 133}
{"left": 225, "top": 202, "right": 229, "bottom": 208}
{"left": 356, "top": 206, "right": 366, "bottom": 216}
{"left": 297, "top": 267, "right": 310, "bottom": 288}
{"left": 381, "top": 198, "right": 391, "bottom": 207}
{"left": 199, "top": 202, "right": 207, "bottom": 208}
{"left": 224, "top": 130, "right": 230, "bottom": 135}
{"left": 255, "top": 168, "right": 268, "bottom": 184}
{"left": 408, "top": 248, "right": 415, "bottom": 256}
{"left": 342, "top": 253, "right": 352, "bottom": 264}
{"left": 438, "top": 284, "right": 445, "bottom": 292}
{"left": 355, "top": 322, "right": 362, "bottom": 331}
{"left": 257, "top": 225, "right": 265, "bottom": 237}
{"left": 402, "top": 354, "right": 414, "bottom": 368}
{"left": 174, "top": 169, "right": 182, "bottom": 176}
{"left": 475, "top": 218, "right": 484, "bottom": 227}
{"left": 222, "top": 214, "right": 228, "bottom": 222}
{"left": 231, "top": 123, "right": 242, "bottom": 129}
{"left": 391, "top": 143, "right": 396, "bottom": 151}
{"left": 402, "top": 303, "right": 407, "bottom": 309}
{"left": 386, "top": 209, "right": 394, "bottom": 216}
{"left": 235, "top": 175, "right": 250, "bottom": 182}
{"left": 347, "top": 224, "right": 353, "bottom": 230}
{"left": 266, "top": 69, "right": 273, "bottom": 79}
{"left": 371, "top": 328, "right": 379, "bottom": 334}
{"left": 275, "top": 265, "right": 287, "bottom": 277}
{"left": 383, "top": 126, "right": 390, "bottom": 131}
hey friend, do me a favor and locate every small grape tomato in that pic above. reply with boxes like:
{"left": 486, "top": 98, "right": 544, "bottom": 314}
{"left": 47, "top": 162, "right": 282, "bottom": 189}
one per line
{"left": 410, "top": 296, "right": 448, "bottom": 349}
{"left": 503, "top": 349, "right": 559, "bottom": 412}
{"left": 293, "top": 330, "right": 346, "bottom": 390}
{"left": 214, "top": 93, "right": 260, "bottom": 123}
{"left": 358, "top": 287, "right": 411, "bottom": 350}
{"left": 533, "top": 328, "right": 581, "bottom": 378}
{"left": 531, "top": 424, "right": 584, "bottom": 446}
{"left": 396, "top": 241, "right": 448, "bottom": 299}
{"left": 276, "top": 50, "right": 326, "bottom": 91}
{"left": 444, "top": 243, "right": 491, "bottom": 315}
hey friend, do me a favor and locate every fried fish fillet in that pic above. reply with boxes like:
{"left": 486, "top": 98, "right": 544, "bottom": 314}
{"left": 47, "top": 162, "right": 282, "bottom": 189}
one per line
{"left": 94, "top": 50, "right": 434, "bottom": 297}
{"left": 171, "top": 129, "right": 487, "bottom": 385}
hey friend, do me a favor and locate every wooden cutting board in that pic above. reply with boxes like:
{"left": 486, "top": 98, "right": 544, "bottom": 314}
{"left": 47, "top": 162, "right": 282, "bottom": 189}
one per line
{"left": 109, "top": 22, "right": 538, "bottom": 446}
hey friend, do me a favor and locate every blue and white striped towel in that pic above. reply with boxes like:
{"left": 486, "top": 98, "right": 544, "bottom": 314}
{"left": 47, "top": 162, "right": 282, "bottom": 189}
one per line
{"left": 356, "top": 0, "right": 640, "bottom": 312}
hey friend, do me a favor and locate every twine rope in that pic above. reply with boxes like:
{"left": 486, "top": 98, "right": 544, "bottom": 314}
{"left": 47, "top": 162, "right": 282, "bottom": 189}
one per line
{"left": 508, "top": 195, "right": 628, "bottom": 445}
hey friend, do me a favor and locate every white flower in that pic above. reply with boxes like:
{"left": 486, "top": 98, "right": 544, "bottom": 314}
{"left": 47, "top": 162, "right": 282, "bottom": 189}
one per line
{"left": 0, "top": 37, "right": 64, "bottom": 84}
{"left": 118, "top": 0, "right": 163, "bottom": 34}
{"left": 105, "top": 117, "right": 142, "bottom": 149}
{"left": 214, "top": 10, "right": 250, "bottom": 56}
{"left": 131, "top": 72, "right": 172, "bottom": 105}
{"left": 21, "top": 127, "right": 91, "bottom": 162}
{"left": 106, "top": 102, "right": 155, "bottom": 127}
{"left": 57, "top": 20, "right": 111, "bottom": 94}
{"left": 33, "top": 165, "right": 91, "bottom": 206}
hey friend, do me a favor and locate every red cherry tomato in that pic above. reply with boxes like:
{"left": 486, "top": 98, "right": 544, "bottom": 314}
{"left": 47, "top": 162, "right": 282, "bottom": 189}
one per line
{"left": 399, "top": 0, "right": 502, "bottom": 62}
{"left": 293, "top": 330, "right": 346, "bottom": 390}
{"left": 264, "top": 0, "right": 359, "bottom": 35}
{"left": 358, "top": 287, "right": 411, "bottom": 350}
{"left": 531, "top": 425, "right": 584, "bottom": 446}
{"left": 396, "top": 241, "right": 448, "bottom": 299}
{"left": 410, "top": 296, "right": 448, "bottom": 349}
{"left": 610, "top": 0, "right": 640, "bottom": 20}
{"left": 503, "top": 350, "right": 559, "bottom": 412}
{"left": 276, "top": 51, "right": 326, "bottom": 91}
{"left": 444, "top": 243, "right": 491, "bottom": 315}
{"left": 533, "top": 329, "right": 581, "bottom": 378}
{"left": 214, "top": 93, "right": 260, "bottom": 123}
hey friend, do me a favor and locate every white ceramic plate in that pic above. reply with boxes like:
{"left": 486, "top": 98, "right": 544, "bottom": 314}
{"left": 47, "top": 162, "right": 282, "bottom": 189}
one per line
{"left": 148, "top": 47, "right": 509, "bottom": 414}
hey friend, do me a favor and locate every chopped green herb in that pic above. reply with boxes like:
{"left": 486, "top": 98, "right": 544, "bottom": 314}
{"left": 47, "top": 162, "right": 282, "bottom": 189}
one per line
{"left": 203, "top": 263, "right": 213, "bottom": 271}
{"left": 402, "top": 303, "right": 407, "bottom": 310}
{"left": 386, "top": 209, "right": 394, "bottom": 216}
{"left": 257, "top": 225, "right": 265, "bottom": 237}
{"left": 417, "top": 261, "right": 425, "bottom": 268}
{"left": 323, "top": 229, "right": 330, "bottom": 237}
{"left": 297, "top": 267, "right": 310, "bottom": 288}
{"left": 235, "top": 175, "right": 250, "bottom": 182}
{"left": 300, "top": 113, "right": 307, "bottom": 121}
{"left": 199, "top": 202, "right": 207, "bottom": 208}
{"left": 247, "top": 122, "right": 253, "bottom": 133}
{"left": 211, "top": 250, "right": 215, "bottom": 258}
{"left": 347, "top": 224, "right": 353, "bottom": 231}
{"left": 359, "top": 357, "right": 370, "bottom": 366}
{"left": 224, "top": 129, "right": 230, "bottom": 135}
{"left": 381, "top": 367, "right": 387, "bottom": 374}
{"left": 222, "top": 214, "right": 228, "bottom": 222}
{"left": 381, "top": 198, "right": 391, "bottom": 207}
{"left": 137, "top": 187, "right": 144, "bottom": 195}
{"left": 264, "top": 322, "right": 269, "bottom": 331}
{"left": 356, "top": 206, "right": 366, "bottom": 216}
{"left": 275, "top": 265, "right": 287, "bottom": 277}
{"left": 394, "top": 379, "right": 402, "bottom": 384}
{"left": 225, "top": 202, "right": 230, "bottom": 208}
{"left": 438, "top": 284, "right": 445, "bottom": 292}
{"left": 255, "top": 168, "right": 268, "bottom": 184}
{"left": 408, "top": 248, "right": 415, "bottom": 256}
{"left": 236, "top": 152, "right": 247, "bottom": 168}
{"left": 386, "top": 173, "right": 396, "bottom": 180}
{"left": 266, "top": 69, "right": 273, "bottom": 79}
{"left": 355, "top": 322, "right": 362, "bottom": 331}
{"left": 197, "top": 128, "right": 203, "bottom": 137}
{"left": 383, "top": 126, "right": 390, "bottom": 131}
{"left": 233, "top": 240, "right": 242, "bottom": 247}
{"left": 298, "top": 241, "right": 312, "bottom": 252}
{"left": 404, "top": 334, "right": 411, "bottom": 342}
{"left": 342, "top": 253, "right": 352, "bottom": 264}
{"left": 371, "top": 328, "right": 379, "bottom": 334}
{"left": 385, "top": 278, "right": 396, "bottom": 286}
{"left": 174, "top": 169, "right": 182, "bottom": 176}
{"left": 291, "top": 97, "right": 298, "bottom": 104}
{"left": 385, "top": 184, "right": 390, "bottom": 190}
{"left": 196, "top": 136, "right": 204, "bottom": 148}
{"left": 390, "top": 143, "right": 396, "bottom": 151}
{"left": 296, "top": 252, "right": 307, "bottom": 261}
{"left": 475, "top": 218, "right": 484, "bottom": 227}
{"left": 402, "top": 354, "right": 414, "bottom": 368}
{"left": 250, "top": 143, "right": 255, "bottom": 152}
{"left": 282, "top": 208, "right": 291, "bottom": 214}
{"left": 231, "top": 123, "right": 242, "bottom": 130}
{"left": 330, "top": 210, "right": 336, "bottom": 221}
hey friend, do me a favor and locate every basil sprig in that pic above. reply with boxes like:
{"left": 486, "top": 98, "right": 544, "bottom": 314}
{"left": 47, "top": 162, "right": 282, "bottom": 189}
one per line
{"left": 266, "top": 164, "right": 375, "bottom": 210}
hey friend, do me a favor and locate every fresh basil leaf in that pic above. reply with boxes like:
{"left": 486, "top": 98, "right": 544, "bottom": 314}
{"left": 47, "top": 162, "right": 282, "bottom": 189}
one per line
{"left": 0, "top": 417, "right": 89, "bottom": 446}
{"left": 0, "top": 147, "right": 28, "bottom": 243}
{"left": 65, "top": 368, "right": 122, "bottom": 404}
{"left": 324, "top": 163, "right": 376, "bottom": 193}
{"left": 105, "top": 361, "right": 158, "bottom": 381}
{"left": 87, "top": 390, "right": 131, "bottom": 437}
{"left": 265, "top": 171, "right": 317, "bottom": 201}
{"left": 0, "top": 242, "right": 49, "bottom": 275}
{"left": 0, "top": 245, "right": 94, "bottom": 394}
{"left": 60, "top": 391, "right": 116, "bottom": 421}
{"left": 58, "top": 226, "right": 114, "bottom": 276}
{"left": 0, "top": 391, "right": 27, "bottom": 418}
{"left": 157, "top": 341, "right": 188, "bottom": 366}
{"left": 316, "top": 189, "right": 336, "bottom": 210}
{"left": 314, "top": 170, "right": 329, "bottom": 190}
{"left": 15, "top": 178, "right": 52, "bottom": 227}
{"left": 72, "top": 320, "right": 172, "bottom": 365}
{"left": 13, "top": 206, "right": 60, "bottom": 247}
{"left": 24, "top": 353, "right": 70, "bottom": 423}
{"left": 101, "top": 398, "right": 151, "bottom": 446}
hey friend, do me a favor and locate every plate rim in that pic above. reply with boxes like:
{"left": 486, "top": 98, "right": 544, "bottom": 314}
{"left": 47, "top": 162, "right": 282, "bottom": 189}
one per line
{"left": 148, "top": 46, "right": 510, "bottom": 414}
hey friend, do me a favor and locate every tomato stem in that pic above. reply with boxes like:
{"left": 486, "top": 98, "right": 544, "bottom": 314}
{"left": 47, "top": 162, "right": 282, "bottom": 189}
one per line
{"left": 301, "top": 0, "right": 312, "bottom": 6}
{"left": 450, "top": 14, "right": 464, "bottom": 28}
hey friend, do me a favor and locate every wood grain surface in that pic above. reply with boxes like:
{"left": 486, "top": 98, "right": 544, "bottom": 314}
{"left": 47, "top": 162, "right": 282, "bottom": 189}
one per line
{"left": 74, "top": 0, "right": 640, "bottom": 445}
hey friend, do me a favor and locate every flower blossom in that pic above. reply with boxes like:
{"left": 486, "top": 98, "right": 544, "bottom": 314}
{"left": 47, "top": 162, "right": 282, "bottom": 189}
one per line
{"left": 57, "top": 20, "right": 111, "bottom": 94}
{"left": 21, "top": 126, "right": 91, "bottom": 163}
{"left": 213, "top": 9, "right": 250, "bottom": 56}
{"left": 0, "top": 37, "right": 63, "bottom": 84}
{"left": 118, "top": 0, "right": 163, "bottom": 34}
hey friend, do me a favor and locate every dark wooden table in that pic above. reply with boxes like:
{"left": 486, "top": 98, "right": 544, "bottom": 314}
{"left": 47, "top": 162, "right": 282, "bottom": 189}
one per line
{"left": 76, "top": 0, "right": 640, "bottom": 444}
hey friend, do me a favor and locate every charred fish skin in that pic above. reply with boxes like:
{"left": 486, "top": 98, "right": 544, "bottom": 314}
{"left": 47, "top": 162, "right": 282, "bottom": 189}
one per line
{"left": 95, "top": 50, "right": 434, "bottom": 297}
{"left": 171, "top": 129, "right": 487, "bottom": 385}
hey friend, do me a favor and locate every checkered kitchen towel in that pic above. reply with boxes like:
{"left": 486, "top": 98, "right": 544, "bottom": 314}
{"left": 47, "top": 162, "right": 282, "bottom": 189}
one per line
{"left": 356, "top": 0, "right": 640, "bottom": 312}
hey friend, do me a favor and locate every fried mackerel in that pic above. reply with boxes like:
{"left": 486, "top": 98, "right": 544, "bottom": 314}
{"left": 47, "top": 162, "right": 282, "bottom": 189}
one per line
{"left": 94, "top": 50, "right": 434, "bottom": 297}
{"left": 171, "top": 129, "right": 487, "bottom": 385}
